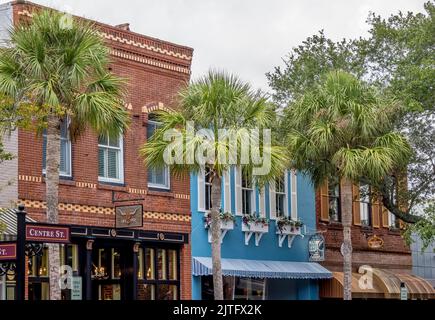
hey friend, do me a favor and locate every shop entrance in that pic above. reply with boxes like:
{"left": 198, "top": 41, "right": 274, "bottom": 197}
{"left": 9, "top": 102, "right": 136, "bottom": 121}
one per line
{"left": 91, "top": 240, "right": 134, "bottom": 301}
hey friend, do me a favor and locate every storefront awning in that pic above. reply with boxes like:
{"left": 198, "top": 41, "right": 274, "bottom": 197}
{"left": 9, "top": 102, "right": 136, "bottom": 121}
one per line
{"left": 320, "top": 269, "right": 435, "bottom": 299}
{"left": 192, "top": 257, "right": 333, "bottom": 279}
{"left": 0, "top": 208, "right": 36, "bottom": 240}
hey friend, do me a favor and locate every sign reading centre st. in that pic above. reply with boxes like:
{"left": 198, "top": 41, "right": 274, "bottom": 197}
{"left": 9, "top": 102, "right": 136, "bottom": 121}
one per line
{"left": 0, "top": 243, "right": 17, "bottom": 261}
{"left": 25, "top": 223, "right": 70, "bottom": 243}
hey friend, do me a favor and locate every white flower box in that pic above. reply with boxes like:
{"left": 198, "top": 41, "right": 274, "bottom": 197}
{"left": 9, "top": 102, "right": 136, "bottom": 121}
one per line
{"left": 220, "top": 220, "right": 235, "bottom": 230}
{"left": 242, "top": 221, "right": 269, "bottom": 233}
{"left": 276, "top": 225, "right": 302, "bottom": 235}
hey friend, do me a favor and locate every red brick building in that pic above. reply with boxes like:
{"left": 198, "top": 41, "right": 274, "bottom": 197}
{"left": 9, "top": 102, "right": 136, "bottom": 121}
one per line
{"left": 0, "top": 1, "right": 193, "bottom": 300}
{"left": 315, "top": 180, "right": 433, "bottom": 299}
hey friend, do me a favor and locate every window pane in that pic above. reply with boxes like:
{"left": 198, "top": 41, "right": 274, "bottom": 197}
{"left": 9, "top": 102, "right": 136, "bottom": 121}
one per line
{"left": 148, "top": 168, "right": 167, "bottom": 187}
{"left": 98, "top": 135, "right": 108, "bottom": 145}
{"left": 248, "top": 278, "right": 265, "bottom": 300}
{"left": 98, "top": 148, "right": 105, "bottom": 177}
{"left": 137, "top": 284, "right": 155, "bottom": 300}
{"left": 138, "top": 248, "right": 144, "bottom": 280}
{"left": 157, "top": 249, "right": 167, "bottom": 280}
{"left": 109, "top": 136, "right": 120, "bottom": 148}
{"left": 147, "top": 123, "right": 157, "bottom": 139}
{"left": 60, "top": 120, "right": 68, "bottom": 138}
{"left": 145, "top": 248, "right": 155, "bottom": 280}
{"left": 157, "top": 284, "right": 177, "bottom": 300}
{"left": 60, "top": 139, "right": 67, "bottom": 174}
{"left": 112, "top": 248, "right": 121, "bottom": 279}
{"left": 107, "top": 149, "right": 119, "bottom": 179}
{"left": 168, "top": 250, "right": 177, "bottom": 280}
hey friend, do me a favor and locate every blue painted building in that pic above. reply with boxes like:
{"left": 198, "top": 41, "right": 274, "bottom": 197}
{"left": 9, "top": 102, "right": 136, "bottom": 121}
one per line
{"left": 190, "top": 167, "right": 331, "bottom": 300}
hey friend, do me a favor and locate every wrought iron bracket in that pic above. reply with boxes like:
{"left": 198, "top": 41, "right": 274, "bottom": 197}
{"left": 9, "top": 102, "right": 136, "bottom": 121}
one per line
{"left": 25, "top": 243, "right": 43, "bottom": 257}
{"left": 0, "top": 262, "right": 16, "bottom": 276}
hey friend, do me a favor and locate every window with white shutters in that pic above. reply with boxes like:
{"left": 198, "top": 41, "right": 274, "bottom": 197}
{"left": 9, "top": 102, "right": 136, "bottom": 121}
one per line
{"left": 98, "top": 134, "right": 124, "bottom": 183}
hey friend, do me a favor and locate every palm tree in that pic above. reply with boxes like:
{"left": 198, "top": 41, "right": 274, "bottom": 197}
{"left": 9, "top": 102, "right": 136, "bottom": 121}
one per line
{"left": 141, "top": 71, "right": 288, "bottom": 299}
{"left": 0, "top": 10, "right": 130, "bottom": 299}
{"left": 284, "top": 70, "right": 410, "bottom": 300}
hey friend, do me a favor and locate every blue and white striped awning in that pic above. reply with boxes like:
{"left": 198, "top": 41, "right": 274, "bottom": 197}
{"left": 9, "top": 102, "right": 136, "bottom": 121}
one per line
{"left": 192, "top": 257, "right": 332, "bottom": 279}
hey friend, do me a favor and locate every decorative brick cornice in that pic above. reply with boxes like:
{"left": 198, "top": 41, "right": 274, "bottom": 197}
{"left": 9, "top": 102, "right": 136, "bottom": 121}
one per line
{"left": 111, "top": 48, "right": 190, "bottom": 74}
{"left": 18, "top": 199, "right": 191, "bottom": 222}
{"left": 98, "top": 31, "right": 192, "bottom": 61}
{"left": 17, "top": 9, "right": 193, "bottom": 68}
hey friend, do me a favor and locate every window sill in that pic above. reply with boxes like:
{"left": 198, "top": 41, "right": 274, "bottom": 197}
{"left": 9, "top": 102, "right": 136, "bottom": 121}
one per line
{"left": 388, "top": 228, "right": 401, "bottom": 235}
{"left": 147, "top": 189, "right": 174, "bottom": 198}
{"left": 327, "top": 222, "right": 343, "bottom": 230}
{"left": 97, "top": 183, "right": 128, "bottom": 192}
{"left": 361, "top": 225, "right": 374, "bottom": 233}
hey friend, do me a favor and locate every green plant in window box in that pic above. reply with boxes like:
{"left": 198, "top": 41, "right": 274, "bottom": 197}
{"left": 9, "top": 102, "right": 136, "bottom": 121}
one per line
{"left": 276, "top": 217, "right": 304, "bottom": 233}
{"left": 204, "top": 211, "right": 236, "bottom": 228}
{"left": 242, "top": 213, "right": 269, "bottom": 228}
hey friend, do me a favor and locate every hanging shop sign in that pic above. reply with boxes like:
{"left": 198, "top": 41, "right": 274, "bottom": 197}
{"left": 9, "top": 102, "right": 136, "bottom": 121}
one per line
{"left": 308, "top": 233, "right": 325, "bottom": 262}
{"left": 367, "top": 235, "right": 384, "bottom": 249}
{"left": 0, "top": 242, "right": 17, "bottom": 261}
{"left": 115, "top": 204, "right": 143, "bottom": 229}
{"left": 25, "top": 223, "right": 70, "bottom": 243}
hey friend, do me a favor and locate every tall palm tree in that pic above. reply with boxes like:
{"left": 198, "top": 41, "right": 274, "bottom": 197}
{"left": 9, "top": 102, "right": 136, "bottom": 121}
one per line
{"left": 284, "top": 70, "right": 411, "bottom": 300}
{"left": 0, "top": 10, "right": 130, "bottom": 299}
{"left": 141, "top": 71, "right": 288, "bottom": 299}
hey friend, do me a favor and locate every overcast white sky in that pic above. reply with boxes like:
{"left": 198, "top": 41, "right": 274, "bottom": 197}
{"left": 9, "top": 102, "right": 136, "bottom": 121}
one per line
{"left": 1, "top": 0, "right": 428, "bottom": 92}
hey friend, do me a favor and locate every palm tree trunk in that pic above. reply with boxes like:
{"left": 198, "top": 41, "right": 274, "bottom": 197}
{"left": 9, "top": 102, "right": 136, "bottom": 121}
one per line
{"left": 46, "top": 114, "right": 61, "bottom": 300}
{"left": 210, "top": 173, "right": 223, "bottom": 300}
{"left": 340, "top": 178, "right": 353, "bottom": 300}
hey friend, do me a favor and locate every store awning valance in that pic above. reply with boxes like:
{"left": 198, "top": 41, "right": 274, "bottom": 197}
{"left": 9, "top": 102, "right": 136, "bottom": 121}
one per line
{"left": 192, "top": 257, "right": 333, "bottom": 279}
{"left": 0, "top": 208, "right": 36, "bottom": 239}
{"left": 320, "top": 269, "right": 435, "bottom": 299}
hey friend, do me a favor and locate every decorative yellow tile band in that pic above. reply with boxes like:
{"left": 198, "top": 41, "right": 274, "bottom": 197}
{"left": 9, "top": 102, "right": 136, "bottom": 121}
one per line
{"left": 18, "top": 175, "right": 42, "bottom": 183}
{"left": 174, "top": 194, "right": 190, "bottom": 200}
{"left": 128, "top": 187, "right": 147, "bottom": 195}
{"left": 75, "top": 182, "right": 97, "bottom": 189}
{"left": 18, "top": 199, "right": 191, "bottom": 222}
{"left": 142, "top": 102, "right": 173, "bottom": 114}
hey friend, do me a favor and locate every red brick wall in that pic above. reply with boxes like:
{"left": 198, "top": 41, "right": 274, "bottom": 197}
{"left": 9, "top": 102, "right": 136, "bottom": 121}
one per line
{"left": 11, "top": 1, "right": 193, "bottom": 299}
{"left": 315, "top": 189, "right": 412, "bottom": 272}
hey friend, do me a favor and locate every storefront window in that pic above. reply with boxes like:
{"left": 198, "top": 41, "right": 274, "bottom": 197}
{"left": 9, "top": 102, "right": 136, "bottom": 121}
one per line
{"left": 98, "top": 284, "right": 121, "bottom": 300}
{"left": 138, "top": 283, "right": 155, "bottom": 300}
{"left": 168, "top": 250, "right": 177, "bottom": 280}
{"left": 145, "top": 248, "right": 155, "bottom": 280}
{"left": 138, "top": 248, "right": 144, "bottom": 280}
{"left": 157, "top": 284, "right": 178, "bottom": 300}
{"left": 138, "top": 246, "right": 180, "bottom": 300}
{"left": 112, "top": 248, "right": 121, "bottom": 279}
{"left": 157, "top": 249, "right": 167, "bottom": 280}
{"left": 202, "top": 276, "right": 265, "bottom": 300}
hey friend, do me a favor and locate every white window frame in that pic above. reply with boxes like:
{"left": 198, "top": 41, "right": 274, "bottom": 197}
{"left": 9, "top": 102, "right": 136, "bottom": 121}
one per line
{"left": 42, "top": 119, "right": 72, "bottom": 178}
{"left": 241, "top": 169, "right": 255, "bottom": 215}
{"left": 388, "top": 210, "right": 397, "bottom": 228}
{"left": 98, "top": 135, "right": 124, "bottom": 184}
{"left": 204, "top": 167, "right": 212, "bottom": 212}
{"left": 147, "top": 118, "right": 170, "bottom": 190}
{"left": 275, "top": 175, "right": 286, "bottom": 218}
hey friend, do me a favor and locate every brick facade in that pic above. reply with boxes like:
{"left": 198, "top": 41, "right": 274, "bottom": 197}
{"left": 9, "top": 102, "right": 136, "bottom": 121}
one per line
{"left": 315, "top": 189, "right": 412, "bottom": 272}
{"left": 8, "top": 1, "right": 194, "bottom": 299}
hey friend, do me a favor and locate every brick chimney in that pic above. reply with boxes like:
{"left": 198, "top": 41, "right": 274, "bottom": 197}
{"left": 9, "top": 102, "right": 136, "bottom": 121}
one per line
{"left": 115, "top": 23, "right": 130, "bottom": 31}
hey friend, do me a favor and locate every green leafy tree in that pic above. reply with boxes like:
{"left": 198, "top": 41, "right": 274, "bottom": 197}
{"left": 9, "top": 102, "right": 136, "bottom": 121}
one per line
{"left": 0, "top": 10, "right": 130, "bottom": 299}
{"left": 267, "top": 1, "right": 435, "bottom": 245}
{"left": 141, "top": 71, "right": 288, "bottom": 299}
{"left": 285, "top": 71, "right": 411, "bottom": 299}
